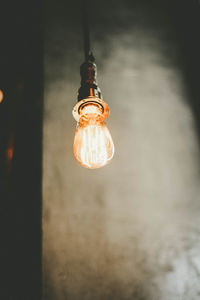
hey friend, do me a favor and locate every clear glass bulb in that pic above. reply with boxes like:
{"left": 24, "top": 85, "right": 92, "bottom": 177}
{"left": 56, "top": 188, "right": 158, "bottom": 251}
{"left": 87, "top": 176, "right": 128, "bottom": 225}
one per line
{"left": 73, "top": 102, "right": 114, "bottom": 169}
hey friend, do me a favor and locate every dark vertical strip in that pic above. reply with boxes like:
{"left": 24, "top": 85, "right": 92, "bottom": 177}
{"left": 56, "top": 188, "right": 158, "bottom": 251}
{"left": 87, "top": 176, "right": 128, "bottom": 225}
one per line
{"left": 0, "top": 1, "right": 43, "bottom": 299}
{"left": 165, "top": 0, "right": 200, "bottom": 147}
{"left": 82, "top": 0, "right": 91, "bottom": 60}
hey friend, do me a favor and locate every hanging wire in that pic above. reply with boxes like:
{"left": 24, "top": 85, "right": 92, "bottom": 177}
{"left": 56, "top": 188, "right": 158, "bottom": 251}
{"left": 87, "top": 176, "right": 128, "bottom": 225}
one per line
{"left": 81, "top": 0, "right": 95, "bottom": 61}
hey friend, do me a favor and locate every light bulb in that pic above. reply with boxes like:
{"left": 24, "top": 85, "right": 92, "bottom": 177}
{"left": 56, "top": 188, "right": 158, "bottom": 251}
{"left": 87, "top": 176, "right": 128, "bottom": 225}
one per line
{"left": 73, "top": 98, "right": 114, "bottom": 169}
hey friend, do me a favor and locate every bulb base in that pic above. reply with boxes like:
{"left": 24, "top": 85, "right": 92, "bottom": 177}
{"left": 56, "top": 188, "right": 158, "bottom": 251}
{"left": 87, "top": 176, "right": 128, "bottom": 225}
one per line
{"left": 72, "top": 97, "right": 109, "bottom": 122}
{"left": 77, "top": 60, "right": 102, "bottom": 101}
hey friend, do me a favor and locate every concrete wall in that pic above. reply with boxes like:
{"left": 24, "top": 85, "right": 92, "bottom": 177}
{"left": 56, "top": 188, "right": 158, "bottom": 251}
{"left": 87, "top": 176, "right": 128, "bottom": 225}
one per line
{"left": 43, "top": 1, "right": 200, "bottom": 299}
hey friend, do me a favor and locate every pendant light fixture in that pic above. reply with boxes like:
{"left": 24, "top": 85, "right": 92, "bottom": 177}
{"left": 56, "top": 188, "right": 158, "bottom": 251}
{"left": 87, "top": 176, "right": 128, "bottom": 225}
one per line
{"left": 72, "top": 0, "right": 115, "bottom": 169}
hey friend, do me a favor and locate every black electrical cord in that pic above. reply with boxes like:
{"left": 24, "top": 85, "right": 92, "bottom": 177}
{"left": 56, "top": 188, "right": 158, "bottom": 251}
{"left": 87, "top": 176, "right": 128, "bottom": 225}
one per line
{"left": 81, "top": 0, "right": 95, "bottom": 62}
{"left": 78, "top": 0, "right": 101, "bottom": 101}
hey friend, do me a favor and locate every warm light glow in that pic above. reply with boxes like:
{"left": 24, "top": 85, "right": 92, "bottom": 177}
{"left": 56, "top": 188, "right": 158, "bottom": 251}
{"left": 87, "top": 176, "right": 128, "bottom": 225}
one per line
{"left": 7, "top": 147, "right": 14, "bottom": 161}
{"left": 73, "top": 101, "right": 114, "bottom": 169}
{"left": 0, "top": 89, "right": 4, "bottom": 103}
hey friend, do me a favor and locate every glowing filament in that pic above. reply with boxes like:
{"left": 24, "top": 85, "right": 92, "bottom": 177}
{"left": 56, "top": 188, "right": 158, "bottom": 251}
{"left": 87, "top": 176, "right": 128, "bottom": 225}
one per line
{"left": 73, "top": 102, "right": 114, "bottom": 169}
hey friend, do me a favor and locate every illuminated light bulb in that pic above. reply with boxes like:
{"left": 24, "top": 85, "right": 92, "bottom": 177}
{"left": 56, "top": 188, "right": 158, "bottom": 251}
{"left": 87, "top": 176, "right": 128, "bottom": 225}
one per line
{"left": 73, "top": 97, "right": 114, "bottom": 169}
{"left": 73, "top": 56, "right": 114, "bottom": 169}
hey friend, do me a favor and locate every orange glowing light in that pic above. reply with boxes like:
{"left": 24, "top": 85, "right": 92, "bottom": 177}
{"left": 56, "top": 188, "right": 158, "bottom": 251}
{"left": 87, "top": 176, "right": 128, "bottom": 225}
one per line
{"left": 7, "top": 147, "right": 14, "bottom": 161}
{"left": 73, "top": 98, "right": 114, "bottom": 169}
{"left": 0, "top": 89, "right": 4, "bottom": 103}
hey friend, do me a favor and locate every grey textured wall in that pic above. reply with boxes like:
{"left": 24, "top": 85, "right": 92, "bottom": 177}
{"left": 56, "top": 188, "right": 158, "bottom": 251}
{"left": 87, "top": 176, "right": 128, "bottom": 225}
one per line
{"left": 43, "top": 1, "right": 200, "bottom": 299}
